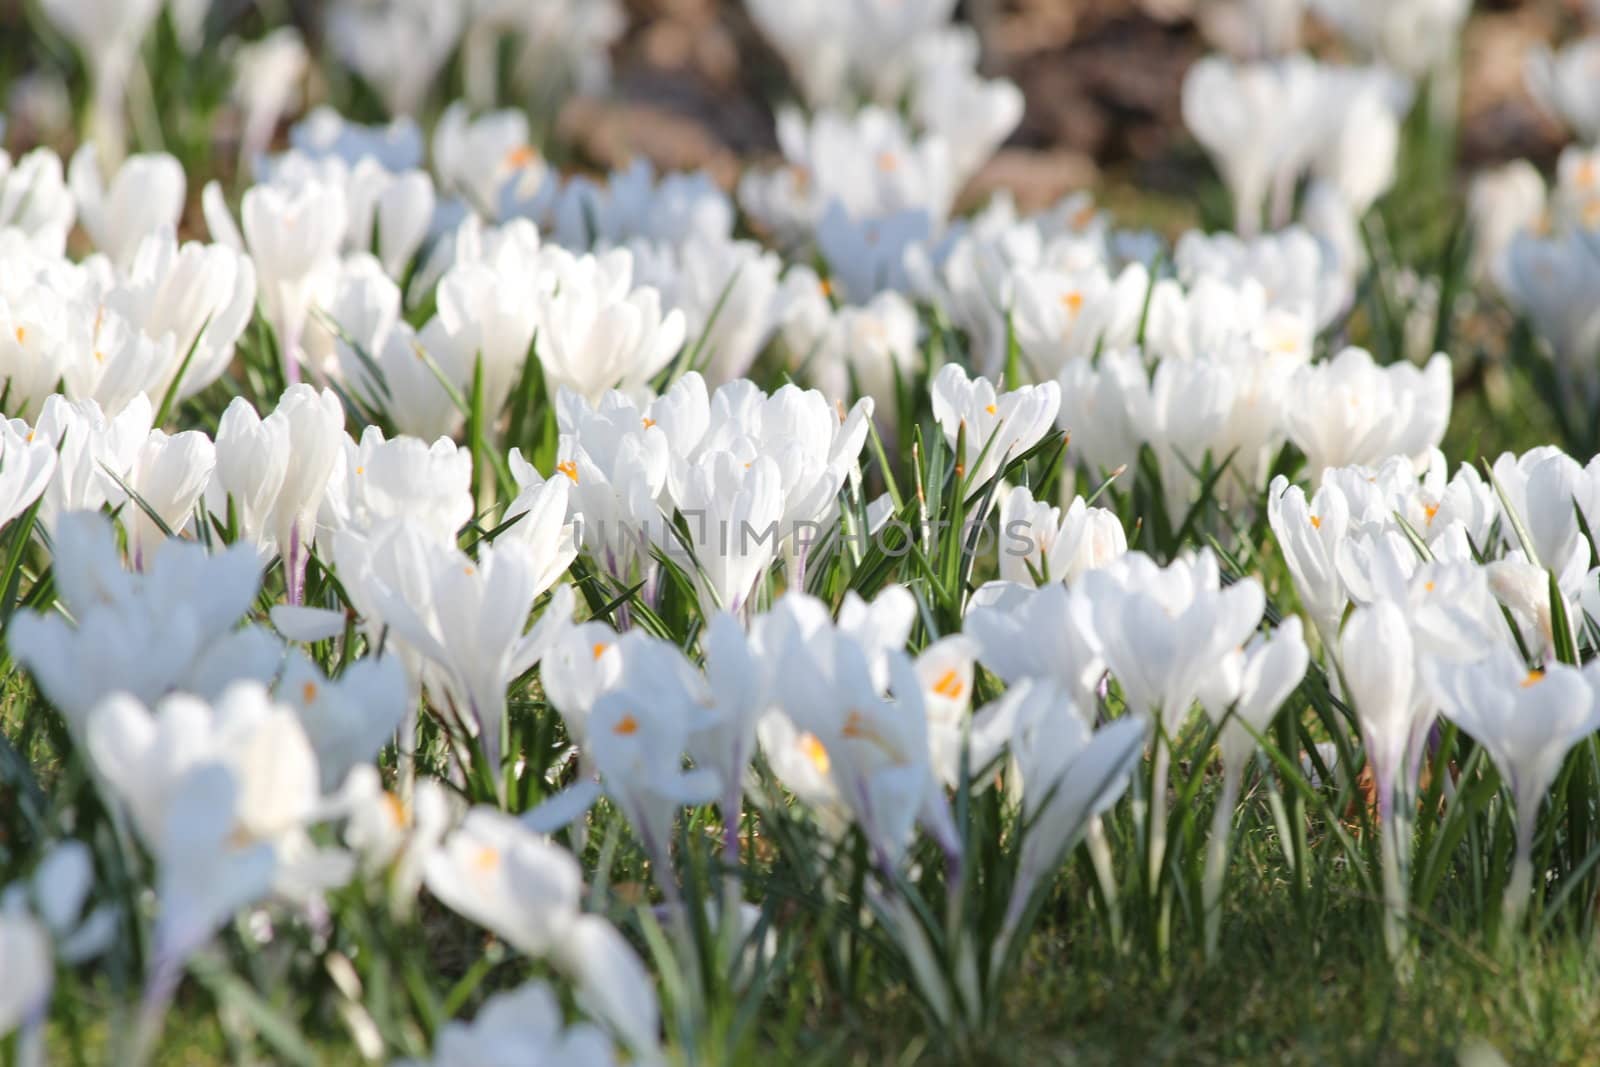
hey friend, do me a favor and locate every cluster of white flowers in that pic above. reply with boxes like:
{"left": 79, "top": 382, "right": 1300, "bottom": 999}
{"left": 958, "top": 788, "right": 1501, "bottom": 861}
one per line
{"left": 6, "top": 0, "right": 1600, "bottom": 1060}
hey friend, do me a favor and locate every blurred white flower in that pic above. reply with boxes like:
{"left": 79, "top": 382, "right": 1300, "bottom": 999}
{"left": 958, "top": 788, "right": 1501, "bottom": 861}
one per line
{"left": 67, "top": 148, "right": 185, "bottom": 271}
{"left": 397, "top": 980, "right": 616, "bottom": 1067}
{"left": 0, "top": 149, "right": 75, "bottom": 256}
{"left": 1525, "top": 37, "right": 1600, "bottom": 146}
{"left": 37, "top": 0, "right": 162, "bottom": 163}
{"left": 327, "top": 0, "right": 464, "bottom": 117}
{"left": 233, "top": 28, "right": 309, "bottom": 169}
{"left": 8, "top": 511, "right": 279, "bottom": 735}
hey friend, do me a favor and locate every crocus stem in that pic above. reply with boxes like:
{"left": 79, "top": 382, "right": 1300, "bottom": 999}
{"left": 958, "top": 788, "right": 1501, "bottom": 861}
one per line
{"left": 722, "top": 787, "right": 742, "bottom": 870}
{"left": 280, "top": 317, "right": 302, "bottom": 387}
{"left": 1500, "top": 805, "right": 1539, "bottom": 950}
{"left": 89, "top": 67, "right": 128, "bottom": 168}
{"left": 1148, "top": 741, "right": 1170, "bottom": 890}
{"left": 18, "top": 1018, "right": 44, "bottom": 1067}
{"left": 132, "top": 957, "right": 182, "bottom": 1067}
{"left": 1379, "top": 791, "right": 1413, "bottom": 975}
{"left": 1203, "top": 764, "right": 1242, "bottom": 960}
{"left": 1086, "top": 816, "right": 1123, "bottom": 949}
{"left": 1269, "top": 169, "right": 1295, "bottom": 231}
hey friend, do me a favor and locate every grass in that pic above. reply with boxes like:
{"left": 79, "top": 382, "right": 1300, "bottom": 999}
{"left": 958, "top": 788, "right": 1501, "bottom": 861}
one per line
{"left": 35, "top": 822, "right": 1598, "bottom": 1066}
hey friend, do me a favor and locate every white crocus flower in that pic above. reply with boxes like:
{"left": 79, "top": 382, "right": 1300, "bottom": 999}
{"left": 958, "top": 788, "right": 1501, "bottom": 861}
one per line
{"left": 963, "top": 580, "right": 1105, "bottom": 711}
{"left": 0, "top": 840, "right": 118, "bottom": 1061}
{"left": 0, "top": 907, "right": 52, "bottom": 1060}
{"left": 1267, "top": 474, "right": 1353, "bottom": 644}
{"left": 110, "top": 228, "right": 258, "bottom": 405}
{"left": 1500, "top": 232, "right": 1600, "bottom": 406}
{"left": 1340, "top": 600, "right": 1432, "bottom": 962}
{"left": 1175, "top": 226, "right": 1352, "bottom": 330}
{"left": 1010, "top": 262, "right": 1149, "bottom": 382}
{"left": 930, "top": 363, "right": 1061, "bottom": 495}
{"left": 1425, "top": 650, "right": 1600, "bottom": 939}
{"left": 204, "top": 178, "right": 348, "bottom": 385}
{"left": 1181, "top": 54, "right": 1327, "bottom": 235}
{"left": 575, "top": 679, "right": 724, "bottom": 882}
{"left": 1490, "top": 447, "right": 1591, "bottom": 599}
{"left": 627, "top": 233, "right": 782, "bottom": 386}
{"left": 7, "top": 512, "right": 280, "bottom": 736}
{"left": 212, "top": 385, "right": 345, "bottom": 603}
{"left": 738, "top": 107, "right": 957, "bottom": 243}
{"left": 668, "top": 449, "right": 784, "bottom": 617}
{"left": 86, "top": 682, "right": 354, "bottom": 1028}
{"left": 1308, "top": 0, "right": 1468, "bottom": 81}
{"left": 326, "top": 0, "right": 463, "bottom": 118}
{"left": 36, "top": 0, "right": 162, "bottom": 164}
{"left": 432, "top": 102, "right": 537, "bottom": 216}
{"left": 692, "top": 611, "right": 769, "bottom": 863}
{"left": 423, "top": 808, "right": 661, "bottom": 1057}
{"left": 1467, "top": 161, "right": 1546, "bottom": 292}
{"left": 1082, "top": 550, "right": 1266, "bottom": 733}
{"left": 288, "top": 107, "right": 425, "bottom": 174}
{"left": 396, "top": 981, "right": 616, "bottom": 1067}
{"left": 1284, "top": 347, "right": 1451, "bottom": 478}
{"left": 0, "top": 420, "right": 56, "bottom": 531}
{"left": 233, "top": 28, "right": 309, "bottom": 171}
{"left": 1198, "top": 618, "right": 1308, "bottom": 953}
{"left": 10, "top": 395, "right": 149, "bottom": 536}
{"left": 370, "top": 537, "right": 566, "bottom": 789}
{"left": 0, "top": 149, "right": 75, "bottom": 255}
{"left": 997, "top": 485, "right": 1127, "bottom": 587}
{"left": 534, "top": 248, "right": 687, "bottom": 404}
{"left": 320, "top": 426, "right": 475, "bottom": 549}
{"left": 969, "top": 678, "right": 1145, "bottom": 960}
{"left": 1082, "top": 549, "right": 1266, "bottom": 881}
{"left": 418, "top": 256, "right": 541, "bottom": 426}
{"left": 277, "top": 650, "right": 409, "bottom": 792}
{"left": 761, "top": 591, "right": 947, "bottom": 871}
{"left": 1552, "top": 145, "right": 1600, "bottom": 234}
{"left": 67, "top": 148, "right": 185, "bottom": 271}
{"left": 1524, "top": 37, "right": 1600, "bottom": 146}
{"left": 696, "top": 379, "right": 874, "bottom": 580}
{"left": 424, "top": 808, "right": 582, "bottom": 958}
{"left": 501, "top": 451, "right": 581, "bottom": 594}
{"left": 122, "top": 427, "right": 215, "bottom": 569}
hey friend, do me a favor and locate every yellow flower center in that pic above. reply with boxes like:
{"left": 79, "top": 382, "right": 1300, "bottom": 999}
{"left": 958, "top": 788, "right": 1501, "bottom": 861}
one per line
{"left": 799, "top": 732, "right": 831, "bottom": 775}
{"left": 591, "top": 641, "right": 610, "bottom": 661}
{"left": 613, "top": 713, "right": 639, "bottom": 736}
{"left": 931, "top": 668, "right": 964, "bottom": 699}
{"left": 383, "top": 792, "right": 408, "bottom": 828}
{"left": 503, "top": 144, "right": 539, "bottom": 169}
{"left": 557, "top": 460, "right": 579, "bottom": 484}
{"left": 301, "top": 681, "right": 318, "bottom": 704}
{"left": 1521, "top": 669, "right": 1545, "bottom": 688}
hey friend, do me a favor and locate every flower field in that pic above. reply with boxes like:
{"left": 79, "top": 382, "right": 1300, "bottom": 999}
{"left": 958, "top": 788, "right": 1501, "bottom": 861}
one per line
{"left": 5, "top": 0, "right": 1600, "bottom": 1063}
